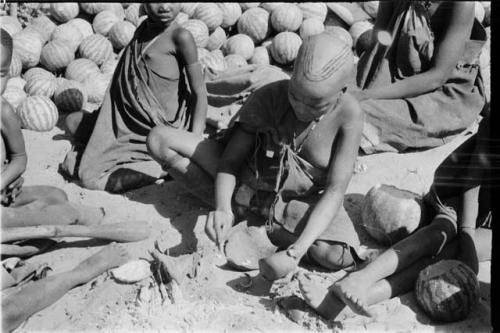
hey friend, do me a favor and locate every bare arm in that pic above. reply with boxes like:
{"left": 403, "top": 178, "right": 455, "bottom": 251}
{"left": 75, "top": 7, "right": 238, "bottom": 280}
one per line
{"left": 205, "top": 124, "right": 255, "bottom": 248}
{"left": 359, "top": 2, "right": 474, "bottom": 101}
{"left": 292, "top": 95, "right": 363, "bottom": 254}
{"left": 1, "top": 100, "right": 27, "bottom": 192}
{"left": 175, "top": 28, "right": 208, "bottom": 136}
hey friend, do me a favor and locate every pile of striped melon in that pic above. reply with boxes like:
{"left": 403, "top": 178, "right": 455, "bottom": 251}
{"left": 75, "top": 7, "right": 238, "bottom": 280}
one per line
{"left": 0, "top": 2, "right": 491, "bottom": 132}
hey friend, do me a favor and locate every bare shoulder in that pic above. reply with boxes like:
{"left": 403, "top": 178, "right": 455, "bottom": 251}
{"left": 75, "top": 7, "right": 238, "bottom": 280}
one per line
{"left": 338, "top": 92, "right": 364, "bottom": 125}
{"left": 1, "top": 98, "right": 21, "bottom": 129}
{"left": 172, "top": 27, "right": 196, "bottom": 47}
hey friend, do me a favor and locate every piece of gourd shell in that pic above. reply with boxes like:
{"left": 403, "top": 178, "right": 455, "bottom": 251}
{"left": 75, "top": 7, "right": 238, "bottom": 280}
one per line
{"left": 111, "top": 259, "right": 152, "bottom": 283}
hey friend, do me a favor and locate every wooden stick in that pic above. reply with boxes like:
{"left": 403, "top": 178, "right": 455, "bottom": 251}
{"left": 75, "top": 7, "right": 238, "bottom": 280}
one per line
{"left": 1, "top": 223, "right": 151, "bottom": 243}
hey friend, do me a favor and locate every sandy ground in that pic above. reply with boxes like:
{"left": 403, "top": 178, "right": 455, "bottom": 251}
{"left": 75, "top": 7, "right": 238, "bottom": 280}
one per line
{"left": 8, "top": 117, "right": 491, "bottom": 333}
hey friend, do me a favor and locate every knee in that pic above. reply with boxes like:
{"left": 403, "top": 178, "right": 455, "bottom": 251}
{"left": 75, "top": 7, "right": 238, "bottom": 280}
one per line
{"left": 39, "top": 186, "right": 68, "bottom": 203}
{"left": 147, "top": 126, "right": 175, "bottom": 160}
{"left": 78, "top": 169, "right": 105, "bottom": 191}
{"left": 308, "top": 242, "right": 354, "bottom": 271}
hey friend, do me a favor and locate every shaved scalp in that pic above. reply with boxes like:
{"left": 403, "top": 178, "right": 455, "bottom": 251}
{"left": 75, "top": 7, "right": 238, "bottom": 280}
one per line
{"left": 298, "top": 34, "right": 352, "bottom": 82}
{"left": 291, "top": 32, "right": 354, "bottom": 99}
{"left": 294, "top": 33, "right": 353, "bottom": 85}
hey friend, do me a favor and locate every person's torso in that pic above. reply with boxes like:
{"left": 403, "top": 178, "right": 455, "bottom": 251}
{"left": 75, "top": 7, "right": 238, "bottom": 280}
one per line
{"left": 135, "top": 22, "right": 189, "bottom": 122}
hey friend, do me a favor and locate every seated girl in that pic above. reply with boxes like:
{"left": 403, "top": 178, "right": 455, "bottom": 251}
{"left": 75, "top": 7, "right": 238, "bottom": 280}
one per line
{"left": 146, "top": 33, "right": 365, "bottom": 278}
{"left": 62, "top": 3, "right": 207, "bottom": 193}
{"left": 353, "top": 1, "right": 487, "bottom": 154}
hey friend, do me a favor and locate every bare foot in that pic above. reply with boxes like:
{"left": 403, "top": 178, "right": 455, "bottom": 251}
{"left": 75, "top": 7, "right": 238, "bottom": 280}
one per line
{"left": 330, "top": 273, "right": 374, "bottom": 317}
{"left": 72, "top": 243, "right": 130, "bottom": 283}
{"left": 298, "top": 273, "right": 346, "bottom": 320}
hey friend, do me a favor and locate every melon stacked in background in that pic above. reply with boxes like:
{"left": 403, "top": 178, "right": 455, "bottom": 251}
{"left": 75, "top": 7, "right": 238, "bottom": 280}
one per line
{"left": 1, "top": 2, "right": 491, "bottom": 132}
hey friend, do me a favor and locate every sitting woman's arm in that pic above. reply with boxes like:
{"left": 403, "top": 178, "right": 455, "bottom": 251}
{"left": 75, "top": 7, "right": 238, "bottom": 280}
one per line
{"left": 175, "top": 28, "right": 208, "bottom": 137}
{"left": 358, "top": 2, "right": 475, "bottom": 101}
{"left": 1, "top": 100, "right": 27, "bottom": 192}
{"left": 291, "top": 95, "right": 364, "bottom": 255}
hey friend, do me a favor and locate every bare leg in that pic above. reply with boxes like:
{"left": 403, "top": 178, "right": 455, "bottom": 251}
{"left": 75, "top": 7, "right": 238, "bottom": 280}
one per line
{"left": 2, "top": 202, "right": 105, "bottom": 228}
{"left": 10, "top": 186, "right": 68, "bottom": 209}
{"left": 147, "top": 125, "right": 224, "bottom": 207}
{"left": 301, "top": 224, "right": 491, "bottom": 319}
{"left": 2, "top": 244, "right": 129, "bottom": 332}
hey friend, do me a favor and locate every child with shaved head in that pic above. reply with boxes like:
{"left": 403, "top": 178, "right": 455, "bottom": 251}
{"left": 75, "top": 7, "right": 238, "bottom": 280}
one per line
{"left": 147, "top": 32, "right": 364, "bottom": 275}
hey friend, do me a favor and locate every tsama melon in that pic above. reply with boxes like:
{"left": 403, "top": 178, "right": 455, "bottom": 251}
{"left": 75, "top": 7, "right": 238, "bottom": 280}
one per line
{"left": 200, "top": 49, "right": 227, "bottom": 73}
{"left": 23, "top": 67, "right": 53, "bottom": 82}
{"left": 179, "top": 3, "right": 199, "bottom": 17}
{"left": 0, "top": 16, "right": 22, "bottom": 37}
{"left": 27, "top": 16, "right": 57, "bottom": 44}
{"left": 416, "top": 260, "right": 479, "bottom": 323}
{"left": 51, "top": 23, "right": 84, "bottom": 51}
{"left": 217, "top": 3, "right": 242, "bottom": 28}
{"left": 79, "top": 34, "right": 113, "bottom": 66}
{"left": 362, "top": 184, "right": 424, "bottom": 245}
{"left": 108, "top": 21, "right": 136, "bottom": 50}
{"left": 193, "top": 3, "right": 224, "bottom": 32}
{"left": 53, "top": 79, "right": 87, "bottom": 113}
{"left": 225, "top": 54, "right": 247, "bottom": 69}
{"left": 65, "top": 58, "right": 101, "bottom": 83}
{"left": 206, "top": 27, "right": 227, "bottom": 51}
{"left": 40, "top": 40, "right": 75, "bottom": 73}
{"left": 270, "top": 32, "right": 302, "bottom": 65}
{"left": 174, "top": 12, "right": 189, "bottom": 26}
{"left": 93, "top": 10, "right": 121, "bottom": 37}
{"left": 249, "top": 46, "right": 270, "bottom": 65}
{"left": 17, "top": 96, "right": 59, "bottom": 132}
{"left": 181, "top": 20, "right": 209, "bottom": 48}
{"left": 237, "top": 8, "right": 270, "bottom": 44}
{"left": 80, "top": 3, "right": 109, "bottom": 15}
{"left": 271, "top": 4, "right": 303, "bottom": 33}
{"left": 297, "top": 3, "right": 328, "bottom": 22}
{"left": 2, "top": 87, "right": 27, "bottom": 110}
{"left": 363, "top": 1, "right": 379, "bottom": 19}
{"left": 49, "top": 3, "right": 79, "bottom": 23}
{"left": 355, "top": 29, "right": 374, "bottom": 56}
{"left": 240, "top": 3, "right": 261, "bottom": 11}
{"left": 8, "top": 53, "right": 23, "bottom": 78}
{"left": 24, "top": 74, "right": 57, "bottom": 98}
{"left": 349, "top": 21, "right": 374, "bottom": 46}
{"left": 197, "top": 48, "right": 211, "bottom": 62}
{"left": 260, "top": 3, "right": 285, "bottom": 13}
{"left": 67, "top": 18, "right": 94, "bottom": 39}
{"left": 299, "top": 18, "right": 325, "bottom": 39}
{"left": 13, "top": 31, "right": 43, "bottom": 69}
{"left": 224, "top": 34, "right": 255, "bottom": 61}
{"left": 83, "top": 73, "right": 110, "bottom": 105}
{"left": 125, "top": 4, "right": 147, "bottom": 27}
{"left": 20, "top": 26, "right": 47, "bottom": 46}
{"left": 6, "top": 77, "right": 27, "bottom": 91}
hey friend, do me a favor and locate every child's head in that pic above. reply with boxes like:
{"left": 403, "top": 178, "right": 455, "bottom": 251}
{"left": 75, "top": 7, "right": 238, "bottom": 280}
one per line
{"left": 1, "top": 28, "right": 13, "bottom": 94}
{"left": 288, "top": 32, "right": 354, "bottom": 122}
{"left": 144, "top": 3, "right": 181, "bottom": 26}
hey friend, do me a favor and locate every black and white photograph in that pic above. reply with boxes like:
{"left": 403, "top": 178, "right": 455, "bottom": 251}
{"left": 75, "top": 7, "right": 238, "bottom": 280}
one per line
{"left": 0, "top": 1, "right": 494, "bottom": 332}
